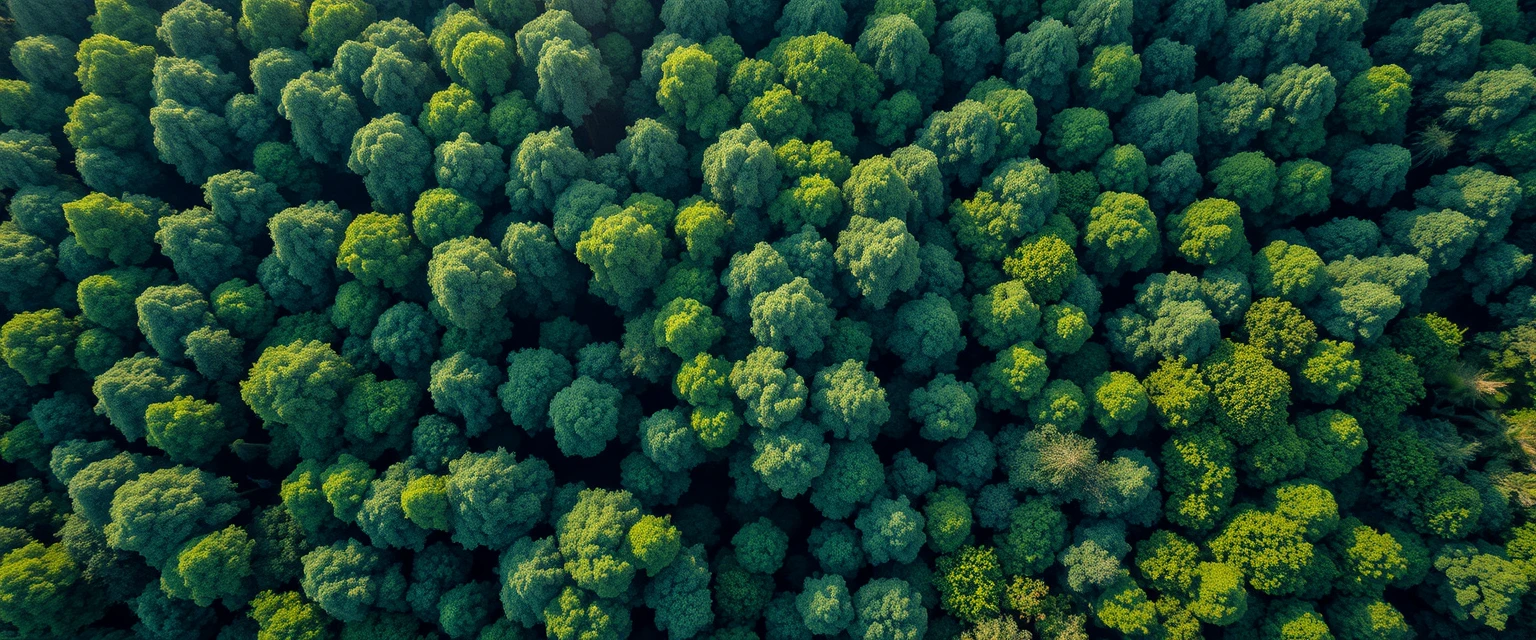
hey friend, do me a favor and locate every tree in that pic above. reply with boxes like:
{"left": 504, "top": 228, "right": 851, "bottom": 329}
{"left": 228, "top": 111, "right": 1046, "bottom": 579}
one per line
{"left": 1203, "top": 340, "right": 1290, "bottom": 445}
{"left": 451, "top": 30, "right": 515, "bottom": 98}
{"left": 658, "top": 0, "right": 728, "bottom": 41}
{"left": 1003, "top": 19, "right": 1077, "bottom": 110}
{"left": 535, "top": 38, "right": 613, "bottom": 125}
{"left": 703, "top": 124, "right": 781, "bottom": 212}
{"left": 1334, "top": 144, "right": 1411, "bottom": 208}
{"left": 279, "top": 70, "right": 365, "bottom": 164}
{"left": 1373, "top": 3, "right": 1481, "bottom": 82}
{"left": 1094, "top": 144, "right": 1147, "bottom": 194}
{"left": 93, "top": 354, "right": 203, "bottom": 443}
{"left": 447, "top": 449, "right": 554, "bottom": 550}
{"left": 852, "top": 578, "right": 928, "bottom": 640}
{"left": 250, "top": 589, "right": 332, "bottom": 640}
{"left": 159, "top": 0, "right": 235, "bottom": 60}
{"left": 183, "top": 323, "right": 243, "bottom": 385}
{"left": 1253, "top": 240, "right": 1326, "bottom": 304}
{"left": 617, "top": 119, "right": 689, "bottom": 198}
{"left": 1161, "top": 426, "right": 1234, "bottom": 531}
{"left": 552, "top": 179, "right": 618, "bottom": 251}
{"left": 242, "top": 340, "right": 355, "bottom": 459}
{"left": 1337, "top": 65, "right": 1411, "bottom": 136}
{"left": 348, "top": 114, "right": 433, "bottom": 214}
{"left": 576, "top": 210, "right": 667, "bottom": 313}
{"left": 918, "top": 101, "right": 999, "bottom": 185}
{"left": 628, "top": 513, "right": 681, "bottom": 576}
{"left": 935, "top": 546, "right": 1003, "bottom": 624}
{"left": 1208, "top": 151, "right": 1276, "bottom": 215}
{"left": 857, "top": 14, "right": 933, "bottom": 92}
{"left": 657, "top": 46, "right": 731, "bottom": 138}
{"left": 0, "top": 309, "right": 77, "bottom": 386}
{"left": 856, "top": 496, "right": 926, "bottom": 565}
{"left": 888, "top": 293, "right": 966, "bottom": 374}
{"left": 203, "top": 171, "right": 289, "bottom": 248}
{"left": 428, "top": 237, "right": 518, "bottom": 330}
{"left": 420, "top": 85, "right": 488, "bottom": 144}
{"left": 106, "top": 465, "right": 243, "bottom": 567}
{"left": 1208, "top": 509, "right": 1313, "bottom": 596}
{"left": 835, "top": 215, "right": 921, "bottom": 309}
{"left": 62, "top": 193, "right": 157, "bottom": 267}
{"left": 776, "top": 0, "right": 848, "bottom": 38}
{"left": 732, "top": 518, "right": 788, "bottom": 575}
{"left": 645, "top": 543, "right": 714, "bottom": 638}
{"left": 135, "top": 284, "right": 210, "bottom": 362}
{"left": 1432, "top": 543, "right": 1529, "bottom": 630}
{"left": 430, "top": 353, "right": 502, "bottom": 437}
{"left": 144, "top": 396, "right": 230, "bottom": 466}
{"left": 155, "top": 207, "right": 241, "bottom": 293}
{"left": 1266, "top": 62, "right": 1337, "bottom": 127}
{"left": 1166, "top": 198, "right": 1246, "bottom": 267}
{"left": 336, "top": 213, "right": 425, "bottom": 292}
{"left": 731, "top": 346, "right": 808, "bottom": 430}
{"left": 1242, "top": 297, "right": 1317, "bottom": 366}
{"left": 64, "top": 93, "right": 147, "bottom": 153}
{"left": 75, "top": 35, "right": 155, "bottom": 103}
{"left": 1199, "top": 76, "right": 1273, "bottom": 154}
{"left": 910, "top": 374, "right": 978, "bottom": 441}
{"left": 239, "top": 0, "right": 307, "bottom": 51}
{"left": 0, "top": 132, "right": 62, "bottom": 193}
{"left": 556, "top": 488, "right": 642, "bottom": 598}
{"left": 675, "top": 200, "right": 732, "bottom": 264}
{"left": 545, "top": 585, "right": 632, "bottom": 640}
{"left": 1446, "top": 67, "right": 1536, "bottom": 135}
{"left": 0, "top": 542, "right": 96, "bottom": 637}
{"left": 1002, "top": 234, "right": 1077, "bottom": 304}
{"left": 810, "top": 442, "right": 885, "bottom": 519}
{"left": 410, "top": 189, "right": 481, "bottom": 250}
{"left": 1415, "top": 165, "right": 1521, "bottom": 249}
{"left": 1327, "top": 597, "right": 1411, "bottom": 640}
{"left": 160, "top": 524, "right": 253, "bottom": 607}
{"left": 75, "top": 268, "right": 153, "bottom": 336}
{"left": 746, "top": 278, "right": 831, "bottom": 357}
{"left": 952, "top": 161, "right": 1055, "bottom": 260}
{"left": 797, "top": 574, "right": 855, "bottom": 635}
{"left": 1082, "top": 192, "right": 1158, "bottom": 278}
{"left": 844, "top": 155, "right": 918, "bottom": 227}
{"left": 1077, "top": 44, "right": 1140, "bottom": 113}
{"left": 498, "top": 349, "right": 574, "bottom": 435}
{"left": 549, "top": 377, "right": 622, "bottom": 458}
{"left": 298, "top": 537, "right": 401, "bottom": 623}
{"left": 772, "top": 34, "right": 882, "bottom": 114}
{"left": 302, "top": 0, "right": 376, "bottom": 62}
{"left": 495, "top": 536, "right": 565, "bottom": 628}
{"left": 750, "top": 420, "right": 829, "bottom": 498}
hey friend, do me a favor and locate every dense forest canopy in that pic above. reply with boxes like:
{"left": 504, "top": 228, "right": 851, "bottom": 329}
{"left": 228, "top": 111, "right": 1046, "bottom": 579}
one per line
{"left": 3, "top": 0, "right": 1536, "bottom": 639}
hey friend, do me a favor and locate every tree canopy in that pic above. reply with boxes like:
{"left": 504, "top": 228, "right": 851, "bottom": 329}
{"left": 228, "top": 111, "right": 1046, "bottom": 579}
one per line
{"left": 1, "top": 2, "right": 1536, "bottom": 640}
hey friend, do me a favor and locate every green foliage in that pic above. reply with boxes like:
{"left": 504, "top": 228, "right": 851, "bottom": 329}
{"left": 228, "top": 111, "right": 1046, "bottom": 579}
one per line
{"left": 106, "top": 465, "right": 243, "bottom": 567}
{"left": 0, "top": 4, "right": 1524, "bottom": 638}
{"left": 1432, "top": 543, "right": 1530, "bottom": 630}
{"left": 1082, "top": 192, "right": 1157, "bottom": 278}
{"left": 1, "top": 309, "right": 78, "bottom": 385}
{"left": 447, "top": 449, "right": 554, "bottom": 550}
{"left": 852, "top": 578, "right": 928, "bottom": 640}
{"left": 935, "top": 545, "right": 1003, "bottom": 623}
{"left": 161, "top": 524, "right": 254, "bottom": 607}
{"left": 1209, "top": 508, "right": 1313, "bottom": 596}
{"left": 144, "top": 396, "right": 230, "bottom": 465}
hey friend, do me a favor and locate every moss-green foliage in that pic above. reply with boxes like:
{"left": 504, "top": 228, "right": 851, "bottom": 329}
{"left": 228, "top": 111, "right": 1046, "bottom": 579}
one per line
{"left": 1, "top": 3, "right": 1534, "bottom": 639}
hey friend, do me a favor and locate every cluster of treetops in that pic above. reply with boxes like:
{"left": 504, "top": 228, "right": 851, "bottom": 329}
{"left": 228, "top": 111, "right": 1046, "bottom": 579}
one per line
{"left": 8, "top": 0, "right": 1536, "bottom": 639}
